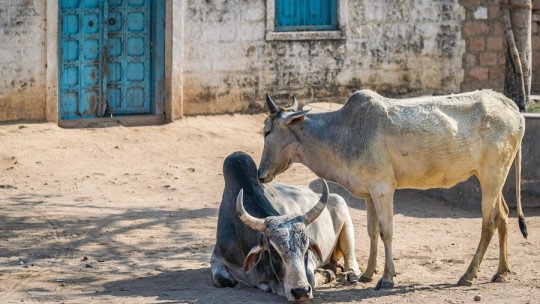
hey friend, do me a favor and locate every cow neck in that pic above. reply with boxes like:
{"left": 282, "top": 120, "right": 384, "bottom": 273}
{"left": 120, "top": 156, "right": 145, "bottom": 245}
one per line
{"left": 293, "top": 111, "right": 352, "bottom": 189}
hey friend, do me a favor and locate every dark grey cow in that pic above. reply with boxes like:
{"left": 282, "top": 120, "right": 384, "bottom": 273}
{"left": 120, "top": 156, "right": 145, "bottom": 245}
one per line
{"left": 211, "top": 152, "right": 359, "bottom": 302}
{"left": 258, "top": 91, "right": 527, "bottom": 289}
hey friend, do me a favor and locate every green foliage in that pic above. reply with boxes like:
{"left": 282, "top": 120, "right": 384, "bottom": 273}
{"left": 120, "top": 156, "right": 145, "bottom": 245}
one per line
{"left": 527, "top": 102, "right": 540, "bottom": 113}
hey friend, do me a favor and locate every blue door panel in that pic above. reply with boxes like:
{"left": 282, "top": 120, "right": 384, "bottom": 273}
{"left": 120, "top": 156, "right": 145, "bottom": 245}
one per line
{"left": 59, "top": 0, "right": 104, "bottom": 119}
{"left": 59, "top": 0, "right": 162, "bottom": 119}
{"left": 106, "top": 0, "right": 151, "bottom": 114}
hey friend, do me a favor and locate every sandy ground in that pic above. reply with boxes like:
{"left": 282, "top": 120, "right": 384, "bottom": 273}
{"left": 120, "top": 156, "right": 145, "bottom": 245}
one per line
{"left": 0, "top": 113, "right": 539, "bottom": 304}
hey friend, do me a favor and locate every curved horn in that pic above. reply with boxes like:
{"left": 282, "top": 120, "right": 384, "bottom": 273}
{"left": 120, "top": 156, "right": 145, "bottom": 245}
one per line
{"left": 303, "top": 180, "right": 329, "bottom": 225}
{"left": 236, "top": 189, "right": 266, "bottom": 232}
{"left": 266, "top": 94, "right": 279, "bottom": 114}
{"left": 291, "top": 96, "right": 299, "bottom": 112}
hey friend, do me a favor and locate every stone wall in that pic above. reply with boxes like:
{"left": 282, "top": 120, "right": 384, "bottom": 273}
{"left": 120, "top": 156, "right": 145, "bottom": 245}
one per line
{"left": 182, "top": 0, "right": 467, "bottom": 115}
{"left": 0, "top": 0, "right": 532, "bottom": 121}
{"left": 0, "top": 1, "right": 46, "bottom": 122}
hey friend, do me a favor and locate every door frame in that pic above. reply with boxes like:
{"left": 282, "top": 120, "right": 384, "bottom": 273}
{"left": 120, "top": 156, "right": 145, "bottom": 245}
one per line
{"left": 47, "top": 0, "right": 180, "bottom": 124}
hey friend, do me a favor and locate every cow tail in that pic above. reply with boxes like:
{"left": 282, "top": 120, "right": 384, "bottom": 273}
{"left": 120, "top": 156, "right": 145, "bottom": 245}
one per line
{"left": 515, "top": 147, "right": 527, "bottom": 239}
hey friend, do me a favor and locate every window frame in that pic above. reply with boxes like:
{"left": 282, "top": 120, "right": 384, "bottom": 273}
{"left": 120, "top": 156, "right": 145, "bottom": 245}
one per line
{"left": 265, "top": 0, "right": 348, "bottom": 41}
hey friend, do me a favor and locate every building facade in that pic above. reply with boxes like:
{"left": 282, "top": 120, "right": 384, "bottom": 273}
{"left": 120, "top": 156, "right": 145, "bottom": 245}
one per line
{"left": 0, "top": 0, "right": 538, "bottom": 123}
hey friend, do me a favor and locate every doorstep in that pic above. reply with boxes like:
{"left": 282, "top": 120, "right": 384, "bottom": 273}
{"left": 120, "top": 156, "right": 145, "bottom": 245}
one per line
{"left": 59, "top": 115, "right": 166, "bottom": 128}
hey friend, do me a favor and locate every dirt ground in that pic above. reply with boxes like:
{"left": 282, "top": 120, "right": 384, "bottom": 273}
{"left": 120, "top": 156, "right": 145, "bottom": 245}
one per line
{"left": 0, "top": 112, "right": 539, "bottom": 304}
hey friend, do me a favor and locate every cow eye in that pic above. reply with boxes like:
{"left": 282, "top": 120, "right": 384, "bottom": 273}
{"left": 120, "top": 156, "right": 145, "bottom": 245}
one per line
{"left": 264, "top": 130, "right": 271, "bottom": 138}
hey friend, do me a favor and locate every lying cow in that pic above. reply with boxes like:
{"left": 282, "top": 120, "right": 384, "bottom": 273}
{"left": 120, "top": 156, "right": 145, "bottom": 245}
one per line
{"left": 258, "top": 91, "right": 527, "bottom": 289}
{"left": 210, "top": 152, "right": 360, "bottom": 302}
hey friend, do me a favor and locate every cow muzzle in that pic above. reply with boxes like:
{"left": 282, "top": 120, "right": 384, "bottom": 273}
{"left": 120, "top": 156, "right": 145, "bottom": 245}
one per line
{"left": 290, "top": 285, "right": 312, "bottom": 302}
{"left": 257, "top": 169, "right": 273, "bottom": 183}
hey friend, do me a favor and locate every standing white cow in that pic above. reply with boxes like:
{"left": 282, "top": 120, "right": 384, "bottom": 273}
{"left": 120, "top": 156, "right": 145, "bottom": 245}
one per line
{"left": 257, "top": 90, "right": 527, "bottom": 289}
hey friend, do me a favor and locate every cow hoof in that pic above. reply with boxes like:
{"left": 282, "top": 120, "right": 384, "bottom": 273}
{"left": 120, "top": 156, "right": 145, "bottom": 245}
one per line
{"left": 347, "top": 272, "right": 359, "bottom": 283}
{"left": 375, "top": 278, "right": 394, "bottom": 290}
{"left": 359, "top": 275, "right": 373, "bottom": 283}
{"left": 491, "top": 274, "right": 507, "bottom": 283}
{"left": 457, "top": 277, "right": 473, "bottom": 287}
{"left": 339, "top": 269, "right": 359, "bottom": 283}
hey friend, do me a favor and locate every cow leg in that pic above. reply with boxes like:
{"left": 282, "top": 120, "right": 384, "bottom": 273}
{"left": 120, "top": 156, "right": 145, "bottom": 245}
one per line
{"left": 360, "top": 198, "right": 379, "bottom": 282}
{"left": 337, "top": 209, "right": 360, "bottom": 283}
{"left": 210, "top": 253, "right": 236, "bottom": 287}
{"left": 492, "top": 194, "right": 511, "bottom": 283}
{"left": 370, "top": 189, "right": 396, "bottom": 289}
{"left": 458, "top": 179, "right": 500, "bottom": 286}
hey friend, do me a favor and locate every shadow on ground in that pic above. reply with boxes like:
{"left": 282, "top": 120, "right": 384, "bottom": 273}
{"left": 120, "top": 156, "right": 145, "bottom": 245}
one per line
{"left": 101, "top": 268, "right": 281, "bottom": 303}
{"left": 100, "top": 267, "right": 458, "bottom": 303}
{"left": 308, "top": 178, "right": 540, "bottom": 219}
{"left": 0, "top": 193, "right": 217, "bottom": 266}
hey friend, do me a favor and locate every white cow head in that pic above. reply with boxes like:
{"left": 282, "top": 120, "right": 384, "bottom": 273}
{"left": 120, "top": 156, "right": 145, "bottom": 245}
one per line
{"left": 237, "top": 180, "right": 328, "bottom": 302}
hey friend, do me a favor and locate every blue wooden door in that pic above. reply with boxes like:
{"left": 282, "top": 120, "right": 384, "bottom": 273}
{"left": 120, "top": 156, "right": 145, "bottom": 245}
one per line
{"left": 60, "top": 0, "right": 106, "bottom": 119}
{"left": 59, "top": 0, "right": 161, "bottom": 119}
{"left": 106, "top": 0, "right": 151, "bottom": 114}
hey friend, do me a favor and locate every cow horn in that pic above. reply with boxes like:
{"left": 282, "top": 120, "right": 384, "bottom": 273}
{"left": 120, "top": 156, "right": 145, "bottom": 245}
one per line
{"left": 266, "top": 94, "right": 279, "bottom": 114}
{"left": 303, "top": 180, "right": 329, "bottom": 225}
{"left": 236, "top": 189, "right": 266, "bottom": 232}
{"left": 291, "top": 96, "right": 299, "bottom": 112}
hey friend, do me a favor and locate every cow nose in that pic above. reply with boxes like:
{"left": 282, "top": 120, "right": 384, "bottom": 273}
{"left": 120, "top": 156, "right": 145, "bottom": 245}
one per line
{"left": 290, "top": 286, "right": 311, "bottom": 301}
{"left": 257, "top": 170, "right": 272, "bottom": 183}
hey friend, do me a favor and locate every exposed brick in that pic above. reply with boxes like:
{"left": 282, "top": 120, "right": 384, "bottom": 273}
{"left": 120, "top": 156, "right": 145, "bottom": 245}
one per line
{"left": 463, "top": 21, "right": 489, "bottom": 36}
{"left": 533, "top": 49, "right": 540, "bottom": 65}
{"left": 498, "top": 52, "right": 506, "bottom": 64}
{"left": 465, "top": 53, "right": 477, "bottom": 67}
{"left": 468, "top": 67, "right": 489, "bottom": 80}
{"left": 488, "top": 5, "right": 500, "bottom": 19}
{"left": 533, "top": 35, "right": 540, "bottom": 50}
{"left": 490, "top": 65, "right": 505, "bottom": 80}
{"left": 480, "top": 52, "right": 498, "bottom": 66}
{"left": 461, "top": 82, "right": 480, "bottom": 92}
{"left": 489, "top": 21, "right": 503, "bottom": 36}
{"left": 467, "top": 37, "right": 486, "bottom": 52}
{"left": 487, "top": 37, "right": 503, "bottom": 51}
{"left": 482, "top": 78, "right": 504, "bottom": 90}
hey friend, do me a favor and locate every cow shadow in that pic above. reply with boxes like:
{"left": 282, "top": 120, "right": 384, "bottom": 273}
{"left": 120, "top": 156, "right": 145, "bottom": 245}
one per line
{"left": 100, "top": 267, "right": 457, "bottom": 303}
{"left": 308, "top": 178, "right": 540, "bottom": 219}
{"left": 100, "top": 267, "right": 282, "bottom": 303}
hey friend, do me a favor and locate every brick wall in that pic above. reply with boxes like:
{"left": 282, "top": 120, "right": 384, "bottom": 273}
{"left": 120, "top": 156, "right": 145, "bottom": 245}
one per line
{"left": 532, "top": 1, "right": 540, "bottom": 93}
{"left": 0, "top": 1, "right": 46, "bottom": 122}
{"left": 460, "top": 0, "right": 540, "bottom": 95}
{"left": 459, "top": 0, "right": 505, "bottom": 92}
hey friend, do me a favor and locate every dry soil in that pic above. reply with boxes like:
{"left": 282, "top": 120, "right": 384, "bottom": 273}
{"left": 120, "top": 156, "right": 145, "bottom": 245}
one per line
{"left": 0, "top": 112, "right": 539, "bottom": 303}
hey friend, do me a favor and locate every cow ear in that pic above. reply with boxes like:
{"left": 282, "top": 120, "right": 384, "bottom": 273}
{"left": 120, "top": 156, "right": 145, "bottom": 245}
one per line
{"left": 282, "top": 110, "right": 310, "bottom": 126}
{"left": 243, "top": 244, "right": 265, "bottom": 272}
{"left": 308, "top": 239, "right": 323, "bottom": 263}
